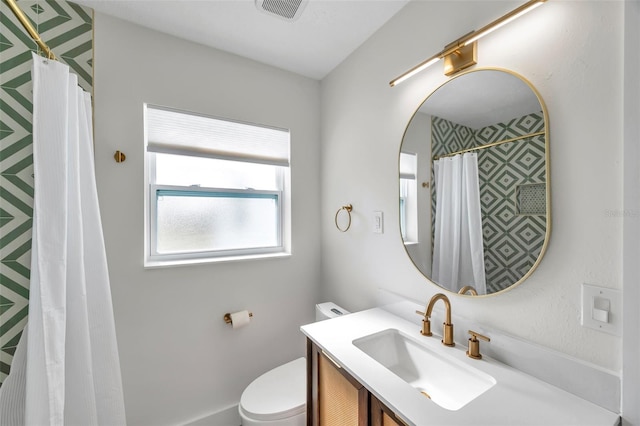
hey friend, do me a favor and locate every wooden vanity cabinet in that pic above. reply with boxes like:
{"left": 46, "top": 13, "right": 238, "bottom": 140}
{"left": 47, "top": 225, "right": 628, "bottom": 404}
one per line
{"left": 307, "top": 339, "right": 406, "bottom": 426}
{"left": 370, "top": 395, "right": 405, "bottom": 426}
{"left": 307, "top": 339, "right": 368, "bottom": 426}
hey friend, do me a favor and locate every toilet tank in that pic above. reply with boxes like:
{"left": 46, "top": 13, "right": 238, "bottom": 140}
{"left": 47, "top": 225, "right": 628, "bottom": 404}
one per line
{"left": 315, "top": 302, "right": 349, "bottom": 321}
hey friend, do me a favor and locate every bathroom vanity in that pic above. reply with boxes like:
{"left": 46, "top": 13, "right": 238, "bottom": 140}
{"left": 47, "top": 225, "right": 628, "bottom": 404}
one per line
{"left": 309, "top": 343, "right": 404, "bottom": 425}
{"left": 301, "top": 308, "right": 620, "bottom": 426}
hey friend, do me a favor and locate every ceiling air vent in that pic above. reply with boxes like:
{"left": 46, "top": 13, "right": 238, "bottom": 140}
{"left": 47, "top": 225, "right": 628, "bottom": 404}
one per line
{"left": 255, "top": 0, "right": 308, "bottom": 21}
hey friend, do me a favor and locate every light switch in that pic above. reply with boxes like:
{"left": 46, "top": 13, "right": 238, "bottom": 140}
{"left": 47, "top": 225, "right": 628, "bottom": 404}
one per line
{"left": 592, "top": 297, "right": 610, "bottom": 323}
{"left": 373, "top": 211, "right": 383, "bottom": 234}
{"left": 581, "top": 283, "right": 621, "bottom": 336}
{"left": 592, "top": 307, "right": 609, "bottom": 323}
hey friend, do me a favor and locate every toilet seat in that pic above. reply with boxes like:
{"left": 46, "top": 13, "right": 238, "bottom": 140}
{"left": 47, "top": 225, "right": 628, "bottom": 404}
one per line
{"left": 239, "top": 357, "right": 306, "bottom": 421}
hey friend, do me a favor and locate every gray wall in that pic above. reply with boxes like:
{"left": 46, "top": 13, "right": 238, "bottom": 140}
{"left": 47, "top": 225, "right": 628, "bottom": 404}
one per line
{"left": 320, "top": 0, "right": 623, "bottom": 373}
{"left": 622, "top": 1, "right": 640, "bottom": 424}
{"left": 93, "top": 13, "right": 321, "bottom": 425}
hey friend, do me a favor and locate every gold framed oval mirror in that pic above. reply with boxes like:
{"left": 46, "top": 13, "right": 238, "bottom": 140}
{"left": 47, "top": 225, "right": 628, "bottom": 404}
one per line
{"left": 399, "top": 68, "right": 550, "bottom": 296}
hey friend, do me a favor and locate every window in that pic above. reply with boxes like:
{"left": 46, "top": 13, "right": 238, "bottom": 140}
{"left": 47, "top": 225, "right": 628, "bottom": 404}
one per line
{"left": 145, "top": 105, "right": 290, "bottom": 265}
{"left": 399, "top": 152, "right": 417, "bottom": 242}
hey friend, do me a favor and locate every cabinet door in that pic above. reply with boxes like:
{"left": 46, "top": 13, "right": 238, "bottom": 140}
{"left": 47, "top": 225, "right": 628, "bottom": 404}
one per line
{"left": 317, "top": 351, "right": 368, "bottom": 426}
{"left": 370, "top": 394, "right": 406, "bottom": 426}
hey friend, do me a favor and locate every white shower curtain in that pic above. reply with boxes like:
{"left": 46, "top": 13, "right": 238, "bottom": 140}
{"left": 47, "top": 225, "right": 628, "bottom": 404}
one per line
{"left": 432, "top": 153, "right": 487, "bottom": 295}
{"left": 0, "top": 53, "right": 126, "bottom": 425}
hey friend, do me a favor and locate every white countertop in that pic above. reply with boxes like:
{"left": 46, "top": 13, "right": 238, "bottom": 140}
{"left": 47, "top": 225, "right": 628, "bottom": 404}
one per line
{"left": 301, "top": 308, "right": 620, "bottom": 426}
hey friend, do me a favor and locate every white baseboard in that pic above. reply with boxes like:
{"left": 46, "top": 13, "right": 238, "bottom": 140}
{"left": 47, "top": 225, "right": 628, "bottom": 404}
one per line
{"left": 182, "top": 404, "right": 240, "bottom": 426}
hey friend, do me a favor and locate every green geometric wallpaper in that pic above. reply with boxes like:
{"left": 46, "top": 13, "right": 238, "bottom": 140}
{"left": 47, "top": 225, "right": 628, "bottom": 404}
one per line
{"left": 476, "top": 112, "right": 546, "bottom": 293}
{"left": 0, "top": 0, "right": 93, "bottom": 385}
{"left": 431, "top": 116, "right": 475, "bottom": 158}
{"left": 431, "top": 112, "right": 547, "bottom": 293}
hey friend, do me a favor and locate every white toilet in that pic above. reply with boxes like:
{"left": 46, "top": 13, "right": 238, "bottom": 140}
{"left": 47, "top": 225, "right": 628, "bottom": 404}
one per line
{"left": 238, "top": 302, "right": 349, "bottom": 426}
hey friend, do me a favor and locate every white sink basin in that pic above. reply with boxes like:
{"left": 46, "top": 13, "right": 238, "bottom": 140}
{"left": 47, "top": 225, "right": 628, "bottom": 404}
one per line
{"left": 353, "top": 328, "right": 496, "bottom": 411}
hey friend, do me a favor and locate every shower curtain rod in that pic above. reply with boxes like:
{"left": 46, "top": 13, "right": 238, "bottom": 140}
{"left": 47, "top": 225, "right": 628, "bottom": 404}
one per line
{"left": 433, "top": 130, "right": 545, "bottom": 161}
{"left": 5, "top": 0, "right": 58, "bottom": 60}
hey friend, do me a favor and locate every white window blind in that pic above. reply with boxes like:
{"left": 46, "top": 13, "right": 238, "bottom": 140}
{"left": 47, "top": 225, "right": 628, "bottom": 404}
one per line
{"left": 146, "top": 105, "right": 290, "bottom": 166}
{"left": 400, "top": 152, "right": 417, "bottom": 179}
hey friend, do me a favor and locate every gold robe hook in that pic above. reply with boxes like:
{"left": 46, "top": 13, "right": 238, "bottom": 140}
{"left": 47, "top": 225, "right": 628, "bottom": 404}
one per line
{"left": 114, "top": 151, "right": 126, "bottom": 163}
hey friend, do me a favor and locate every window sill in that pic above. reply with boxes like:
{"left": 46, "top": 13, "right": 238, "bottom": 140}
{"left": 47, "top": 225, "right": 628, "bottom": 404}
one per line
{"left": 144, "top": 251, "right": 291, "bottom": 269}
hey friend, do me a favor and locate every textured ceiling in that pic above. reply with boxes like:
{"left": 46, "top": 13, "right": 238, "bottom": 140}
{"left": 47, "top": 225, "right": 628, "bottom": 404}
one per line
{"left": 73, "top": 0, "right": 410, "bottom": 80}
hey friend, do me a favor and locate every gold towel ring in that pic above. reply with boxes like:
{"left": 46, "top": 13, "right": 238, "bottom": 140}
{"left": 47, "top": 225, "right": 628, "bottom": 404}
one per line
{"left": 335, "top": 204, "right": 353, "bottom": 232}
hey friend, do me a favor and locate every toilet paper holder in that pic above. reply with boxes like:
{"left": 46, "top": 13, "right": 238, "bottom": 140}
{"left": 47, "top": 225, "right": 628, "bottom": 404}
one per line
{"left": 223, "top": 311, "right": 253, "bottom": 325}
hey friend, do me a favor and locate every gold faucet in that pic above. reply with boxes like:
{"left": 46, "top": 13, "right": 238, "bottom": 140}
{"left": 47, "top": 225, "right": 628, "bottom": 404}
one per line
{"left": 458, "top": 285, "right": 478, "bottom": 296}
{"left": 415, "top": 293, "right": 455, "bottom": 347}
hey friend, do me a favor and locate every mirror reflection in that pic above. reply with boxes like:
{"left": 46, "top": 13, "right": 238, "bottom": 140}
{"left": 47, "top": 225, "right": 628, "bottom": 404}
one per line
{"left": 400, "top": 69, "right": 550, "bottom": 296}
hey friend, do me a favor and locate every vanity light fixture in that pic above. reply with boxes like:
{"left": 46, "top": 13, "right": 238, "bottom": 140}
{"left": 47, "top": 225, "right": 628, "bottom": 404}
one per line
{"left": 389, "top": 0, "right": 547, "bottom": 87}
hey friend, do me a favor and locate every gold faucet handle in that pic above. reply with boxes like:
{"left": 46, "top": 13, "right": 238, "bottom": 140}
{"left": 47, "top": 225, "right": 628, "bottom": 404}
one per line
{"left": 415, "top": 310, "right": 432, "bottom": 336}
{"left": 468, "top": 330, "right": 490, "bottom": 341}
{"left": 467, "top": 330, "right": 490, "bottom": 359}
